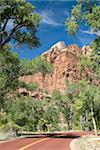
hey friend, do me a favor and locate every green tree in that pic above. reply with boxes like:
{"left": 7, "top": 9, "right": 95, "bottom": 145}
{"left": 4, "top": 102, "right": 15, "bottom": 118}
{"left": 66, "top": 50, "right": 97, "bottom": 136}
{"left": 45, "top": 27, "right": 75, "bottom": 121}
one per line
{"left": 0, "top": 46, "right": 20, "bottom": 108}
{"left": 0, "top": 47, "right": 39, "bottom": 108}
{"left": 1, "top": 96, "right": 60, "bottom": 132}
{"left": 32, "top": 56, "right": 53, "bottom": 88}
{"left": 0, "top": 0, "right": 41, "bottom": 108}
{"left": 41, "top": 105, "right": 59, "bottom": 132}
{"left": 66, "top": 0, "right": 100, "bottom": 37}
{"left": 67, "top": 80, "right": 100, "bottom": 135}
{"left": 32, "top": 56, "right": 53, "bottom": 75}
{"left": 27, "top": 83, "right": 39, "bottom": 91}
{"left": 51, "top": 90, "right": 70, "bottom": 130}
{"left": 3, "top": 96, "right": 41, "bottom": 131}
{"left": 91, "top": 37, "right": 100, "bottom": 76}
{"left": 19, "top": 59, "right": 36, "bottom": 76}
{"left": 0, "top": 0, "right": 41, "bottom": 50}
{"left": 51, "top": 90, "right": 62, "bottom": 100}
{"left": 66, "top": 0, "right": 100, "bottom": 77}
{"left": 66, "top": 1, "right": 100, "bottom": 133}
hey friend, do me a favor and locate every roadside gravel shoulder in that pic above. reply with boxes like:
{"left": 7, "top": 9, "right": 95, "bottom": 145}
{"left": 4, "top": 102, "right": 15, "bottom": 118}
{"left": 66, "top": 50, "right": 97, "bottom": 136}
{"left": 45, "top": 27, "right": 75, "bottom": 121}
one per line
{"left": 70, "top": 135, "right": 100, "bottom": 150}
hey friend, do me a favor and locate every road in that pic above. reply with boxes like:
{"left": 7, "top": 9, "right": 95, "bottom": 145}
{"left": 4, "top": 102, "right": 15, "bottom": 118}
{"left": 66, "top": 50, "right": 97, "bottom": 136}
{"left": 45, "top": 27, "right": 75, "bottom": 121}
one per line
{"left": 0, "top": 131, "right": 93, "bottom": 150}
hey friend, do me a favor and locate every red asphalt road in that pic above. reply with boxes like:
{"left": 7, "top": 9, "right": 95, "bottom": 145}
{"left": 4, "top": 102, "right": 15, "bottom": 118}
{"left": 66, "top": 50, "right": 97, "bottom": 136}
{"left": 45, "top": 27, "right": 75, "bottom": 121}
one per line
{"left": 0, "top": 131, "right": 93, "bottom": 150}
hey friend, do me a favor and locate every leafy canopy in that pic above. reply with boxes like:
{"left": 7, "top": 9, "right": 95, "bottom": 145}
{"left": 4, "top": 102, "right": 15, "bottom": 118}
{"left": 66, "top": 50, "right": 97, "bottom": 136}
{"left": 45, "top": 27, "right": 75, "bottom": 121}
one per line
{"left": 32, "top": 56, "right": 53, "bottom": 75}
{"left": 0, "top": 46, "right": 20, "bottom": 107}
{"left": 66, "top": 0, "right": 100, "bottom": 36}
{"left": 0, "top": 0, "right": 41, "bottom": 50}
{"left": 66, "top": 0, "right": 100, "bottom": 78}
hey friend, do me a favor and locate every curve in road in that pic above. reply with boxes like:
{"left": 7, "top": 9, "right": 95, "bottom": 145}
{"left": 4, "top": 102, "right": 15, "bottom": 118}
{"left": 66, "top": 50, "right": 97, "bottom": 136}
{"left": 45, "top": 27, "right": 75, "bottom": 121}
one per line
{"left": 0, "top": 131, "right": 93, "bottom": 150}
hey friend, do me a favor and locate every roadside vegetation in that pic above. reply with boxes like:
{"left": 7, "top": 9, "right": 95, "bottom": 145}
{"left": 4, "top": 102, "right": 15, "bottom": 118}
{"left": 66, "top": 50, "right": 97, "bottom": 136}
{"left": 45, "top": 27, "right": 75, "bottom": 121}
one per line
{"left": 0, "top": 0, "right": 100, "bottom": 140}
{"left": 71, "top": 135, "right": 100, "bottom": 150}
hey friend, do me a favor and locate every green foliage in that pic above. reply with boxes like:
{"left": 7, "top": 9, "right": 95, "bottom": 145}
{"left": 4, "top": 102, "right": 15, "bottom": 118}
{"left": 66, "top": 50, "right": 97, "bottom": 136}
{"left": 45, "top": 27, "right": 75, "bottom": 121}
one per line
{"left": 0, "top": 0, "right": 100, "bottom": 134}
{"left": 51, "top": 90, "right": 71, "bottom": 130}
{"left": 19, "top": 59, "right": 35, "bottom": 75}
{"left": 65, "top": 1, "right": 100, "bottom": 38}
{"left": 52, "top": 90, "right": 62, "bottom": 100}
{"left": 66, "top": 80, "right": 100, "bottom": 130}
{"left": 19, "top": 56, "right": 53, "bottom": 77}
{"left": 25, "top": 83, "right": 39, "bottom": 91}
{"left": 79, "top": 47, "right": 100, "bottom": 79}
{"left": 0, "top": 48, "right": 53, "bottom": 108}
{"left": 66, "top": 0, "right": 100, "bottom": 81}
{"left": 0, "top": 0, "right": 42, "bottom": 108}
{"left": 86, "top": 6, "right": 100, "bottom": 30}
{"left": 92, "top": 37, "right": 100, "bottom": 54}
{"left": 80, "top": 55, "right": 94, "bottom": 79}
{"left": 0, "top": 47, "right": 37, "bottom": 107}
{"left": 0, "top": 46, "right": 20, "bottom": 107}
{"left": 0, "top": 121, "right": 19, "bottom": 140}
{"left": 32, "top": 56, "right": 53, "bottom": 75}
{"left": 1, "top": 81, "right": 99, "bottom": 132}
{"left": 91, "top": 37, "right": 100, "bottom": 76}
{"left": 19, "top": 81, "right": 39, "bottom": 91}
{"left": 0, "top": 96, "right": 60, "bottom": 132}
{"left": 65, "top": 18, "right": 79, "bottom": 36}
{"left": 4, "top": 96, "right": 35, "bottom": 131}
{"left": 71, "top": 4, "right": 82, "bottom": 20}
{"left": 0, "top": 0, "right": 41, "bottom": 50}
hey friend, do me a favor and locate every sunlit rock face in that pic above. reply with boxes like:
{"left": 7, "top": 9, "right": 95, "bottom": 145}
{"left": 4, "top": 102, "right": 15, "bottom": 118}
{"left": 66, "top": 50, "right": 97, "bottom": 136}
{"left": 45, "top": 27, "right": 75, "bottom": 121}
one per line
{"left": 19, "top": 41, "right": 93, "bottom": 96}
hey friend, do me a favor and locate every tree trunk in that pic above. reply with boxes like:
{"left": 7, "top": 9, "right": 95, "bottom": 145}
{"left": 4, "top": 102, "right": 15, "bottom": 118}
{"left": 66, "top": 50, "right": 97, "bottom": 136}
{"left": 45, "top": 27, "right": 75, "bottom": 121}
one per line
{"left": 91, "top": 106, "right": 98, "bottom": 136}
{"left": 85, "top": 111, "right": 88, "bottom": 131}
{"left": 80, "top": 115, "right": 83, "bottom": 131}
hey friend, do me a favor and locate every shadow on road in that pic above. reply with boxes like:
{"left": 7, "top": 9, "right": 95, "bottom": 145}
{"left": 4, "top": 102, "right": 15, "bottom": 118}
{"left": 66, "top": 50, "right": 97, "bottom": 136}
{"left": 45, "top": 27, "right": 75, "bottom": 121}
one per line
{"left": 50, "top": 134, "right": 80, "bottom": 138}
{"left": 19, "top": 133, "right": 80, "bottom": 139}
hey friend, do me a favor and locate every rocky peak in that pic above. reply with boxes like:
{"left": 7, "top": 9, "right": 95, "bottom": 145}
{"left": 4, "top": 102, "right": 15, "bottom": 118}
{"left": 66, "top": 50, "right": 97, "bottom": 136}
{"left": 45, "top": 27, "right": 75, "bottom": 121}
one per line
{"left": 42, "top": 41, "right": 66, "bottom": 55}
{"left": 43, "top": 42, "right": 81, "bottom": 63}
{"left": 51, "top": 41, "right": 66, "bottom": 50}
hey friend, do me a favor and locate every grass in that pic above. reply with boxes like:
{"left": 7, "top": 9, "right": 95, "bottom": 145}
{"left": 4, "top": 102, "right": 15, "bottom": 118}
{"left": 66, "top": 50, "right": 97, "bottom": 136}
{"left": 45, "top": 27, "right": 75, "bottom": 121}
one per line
{"left": 0, "top": 129, "right": 17, "bottom": 141}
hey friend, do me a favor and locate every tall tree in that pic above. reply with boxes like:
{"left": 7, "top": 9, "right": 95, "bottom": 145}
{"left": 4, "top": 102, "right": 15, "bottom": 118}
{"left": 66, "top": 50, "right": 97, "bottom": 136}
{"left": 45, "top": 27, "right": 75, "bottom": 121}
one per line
{"left": 32, "top": 56, "right": 53, "bottom": 89}
{"left": 0, "top": 0, "right": 41, "bottom": 107}
{"left": 67, "top": 80, "right": 100, "bottom": 135}
{"left": 0, "top": 46, "right": 39, "bottom": 108}
{"left": 66, "top": 0, "right": 100, "bottom": 37}
{"left": 65, "top": 1, "right": 100, "bottom": 134}
{"left": 0, "top": 46, "right": 20, "bottom": 108}
{"left": 0, "top": 0, "right": 41, "bottom": 50}
{"left": 65, "top": 1, "right": 100, "bottom": 69}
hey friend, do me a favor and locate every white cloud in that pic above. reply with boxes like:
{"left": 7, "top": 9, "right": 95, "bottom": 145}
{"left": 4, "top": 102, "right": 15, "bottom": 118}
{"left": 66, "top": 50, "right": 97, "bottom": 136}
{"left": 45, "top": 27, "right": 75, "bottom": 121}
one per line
{"left": 82, "top": 30, "right": 100, "bottom": 36}
{"left": 40, "top": 10, "right": 62, "bottom": 26}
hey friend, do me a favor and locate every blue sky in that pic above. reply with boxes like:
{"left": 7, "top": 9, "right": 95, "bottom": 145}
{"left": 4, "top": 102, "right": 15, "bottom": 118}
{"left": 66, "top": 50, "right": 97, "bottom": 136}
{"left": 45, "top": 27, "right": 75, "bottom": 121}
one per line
{"left": 16, "top": 0, "right": 96, "bottom": 59}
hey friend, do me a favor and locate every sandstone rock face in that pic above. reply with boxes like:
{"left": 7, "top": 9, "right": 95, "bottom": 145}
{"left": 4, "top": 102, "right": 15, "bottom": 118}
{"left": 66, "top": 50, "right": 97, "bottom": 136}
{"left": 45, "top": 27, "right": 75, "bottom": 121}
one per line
{"left": 19, "top": 42, "right": 93, "bottom": 95}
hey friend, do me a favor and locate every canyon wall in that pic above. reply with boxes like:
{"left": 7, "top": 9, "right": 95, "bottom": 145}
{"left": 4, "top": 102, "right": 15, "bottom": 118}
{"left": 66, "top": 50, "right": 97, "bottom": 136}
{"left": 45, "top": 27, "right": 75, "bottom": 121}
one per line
{"left": 19, "top": 41, "right": 93, "bottom": 96}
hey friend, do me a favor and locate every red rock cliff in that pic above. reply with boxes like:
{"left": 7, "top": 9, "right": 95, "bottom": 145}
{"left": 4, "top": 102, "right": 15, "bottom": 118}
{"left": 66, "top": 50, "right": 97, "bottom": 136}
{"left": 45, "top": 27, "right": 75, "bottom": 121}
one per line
{"left": 19, "top": 41, "right": 93, "bottom": 95}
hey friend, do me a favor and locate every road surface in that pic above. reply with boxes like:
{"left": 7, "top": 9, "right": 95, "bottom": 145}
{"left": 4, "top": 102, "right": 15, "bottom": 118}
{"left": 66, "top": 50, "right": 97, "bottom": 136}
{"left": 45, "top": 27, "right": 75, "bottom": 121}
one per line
{"left": 0, "top": 131, "right": 93, "bottom": 150}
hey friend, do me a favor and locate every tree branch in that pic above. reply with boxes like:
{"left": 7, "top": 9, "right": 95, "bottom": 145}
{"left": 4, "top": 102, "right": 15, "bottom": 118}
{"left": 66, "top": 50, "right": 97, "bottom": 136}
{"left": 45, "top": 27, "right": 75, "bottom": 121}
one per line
{"left": 2, "top": 17, "right": 9, "bottom": 32}
{"left": 0, "top": 22, "right": 26, "bottom": 50}
{"left": 0, "top": 17, "right": 9, "bottom": 43}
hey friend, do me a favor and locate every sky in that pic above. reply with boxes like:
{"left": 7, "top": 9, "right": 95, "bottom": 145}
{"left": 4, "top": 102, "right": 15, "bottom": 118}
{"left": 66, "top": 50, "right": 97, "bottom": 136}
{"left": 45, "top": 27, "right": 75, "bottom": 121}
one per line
{"left": 15, "top": 0, "right": 97, "bottom": 59}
